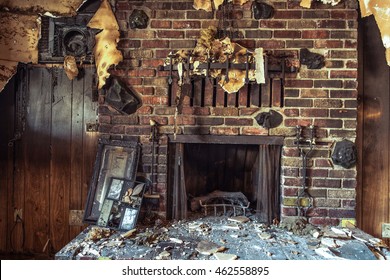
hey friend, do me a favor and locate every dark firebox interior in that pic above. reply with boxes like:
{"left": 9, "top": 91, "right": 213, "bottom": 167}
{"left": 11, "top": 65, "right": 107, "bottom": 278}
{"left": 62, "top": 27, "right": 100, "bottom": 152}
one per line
{"left": 167, "top": 137, "right": 282, "bottom": 223}
{"left": 183, "top": 143, "right": 259, "bottom": 202}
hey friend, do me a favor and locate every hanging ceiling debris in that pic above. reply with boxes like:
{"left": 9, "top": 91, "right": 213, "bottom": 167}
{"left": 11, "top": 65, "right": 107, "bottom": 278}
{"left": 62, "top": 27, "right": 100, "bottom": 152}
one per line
{"left": 359, "top": 0, "right": 390, "bottom": 66}
{"left": 0, "top": 13, "right": 41, "bottom": 92}
{"left": 0, "top": 0, "right": 86, "bottom": 17}
{"left": 87, "top": 0, "right": 123, "bottom": 89}
{"left": 0, "top": 0, "right": 86, "bottom": 92}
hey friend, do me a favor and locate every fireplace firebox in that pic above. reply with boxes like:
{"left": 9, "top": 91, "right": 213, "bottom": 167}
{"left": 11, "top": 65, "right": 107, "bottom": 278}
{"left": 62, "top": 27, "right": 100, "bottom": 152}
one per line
{"left": 167, "top": 135, "right": 283, "bottom": 224}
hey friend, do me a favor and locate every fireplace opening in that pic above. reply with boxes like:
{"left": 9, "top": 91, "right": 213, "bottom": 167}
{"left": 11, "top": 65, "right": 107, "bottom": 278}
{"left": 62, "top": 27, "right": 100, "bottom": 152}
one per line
{"left": 167, "top": 135, "right": 283, "bottom": 224}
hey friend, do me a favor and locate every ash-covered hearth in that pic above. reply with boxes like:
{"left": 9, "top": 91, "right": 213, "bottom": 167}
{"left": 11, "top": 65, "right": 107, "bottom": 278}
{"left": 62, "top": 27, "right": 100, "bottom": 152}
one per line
{"left": 55, "top": 214, "right": 390, "bottom": 260}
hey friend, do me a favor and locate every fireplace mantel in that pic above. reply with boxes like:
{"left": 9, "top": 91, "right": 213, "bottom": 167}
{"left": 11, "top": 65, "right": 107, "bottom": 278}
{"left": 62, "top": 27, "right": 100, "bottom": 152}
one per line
{"left": 168, "top": 134, "right": 284, "bottom": 145}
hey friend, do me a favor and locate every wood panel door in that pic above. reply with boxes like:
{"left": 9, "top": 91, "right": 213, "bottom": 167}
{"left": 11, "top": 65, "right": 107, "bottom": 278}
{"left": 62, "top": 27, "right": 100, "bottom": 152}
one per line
{"left": 0, "top": 66, "right": 98, "bottom": 255}
{"left": 358, "top": 16, "right": 390, "bottom": 245}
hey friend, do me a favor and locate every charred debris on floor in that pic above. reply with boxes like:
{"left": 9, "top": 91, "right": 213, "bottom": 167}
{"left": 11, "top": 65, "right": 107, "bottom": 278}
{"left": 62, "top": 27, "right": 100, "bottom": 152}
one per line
{"left": 56, "top": 214, "right": 390, "bottom": 260}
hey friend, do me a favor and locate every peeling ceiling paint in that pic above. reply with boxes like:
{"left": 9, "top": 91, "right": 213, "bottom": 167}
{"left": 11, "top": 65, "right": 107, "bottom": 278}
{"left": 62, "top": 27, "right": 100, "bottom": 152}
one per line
{"left": 0, "top": 0, "right": 86, "bottom": 17}
{"left": 0, "top": 12, "right": 41, "bottom": 92}
{"left": 87, "top": 0, "right": 123, "bottom": 89}
{"left": 0, "top": 0, "right": 86, "bottom": 92}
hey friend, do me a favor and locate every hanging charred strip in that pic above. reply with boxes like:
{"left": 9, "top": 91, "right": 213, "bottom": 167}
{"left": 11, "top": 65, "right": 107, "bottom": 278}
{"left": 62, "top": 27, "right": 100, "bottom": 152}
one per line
{"left": 224, "top": 91, "right": 228, "bottom": 107}
{"left": 261, "top": 79, "right": 271, "bottom": 107}
{"left": 250, "top": 83, "right": 260, "bottom": 107}
{"left": 235, "top": 91, "right": 239, "bottom": 107}
{"left": 269, "top": 77, "right": 273, "bottom": 107}
{"left": 272, "top": 78, "right": 282, "bottom": 107}
{"left": 201, "top": 77, "right": 206, "bottom": 107}
{"left": 212, "top": 78, "right": 217, "bottom": 107}
{"left": 246, "top": 83, "right": 251, "bottom": 107}
{"left": 190, "top": 79, "right": 195, "bottom": 107}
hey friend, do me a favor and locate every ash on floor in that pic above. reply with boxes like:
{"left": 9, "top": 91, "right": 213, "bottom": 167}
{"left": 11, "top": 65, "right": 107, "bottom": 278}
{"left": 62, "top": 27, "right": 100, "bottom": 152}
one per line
{"left": 55, "top": 214, "right": 390, "bottom": 260}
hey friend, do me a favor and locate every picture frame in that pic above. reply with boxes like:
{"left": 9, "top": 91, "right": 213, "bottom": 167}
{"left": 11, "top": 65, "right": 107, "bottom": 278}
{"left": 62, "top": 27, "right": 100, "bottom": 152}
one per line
{"left": 119, "top": 207, "right": 139, "bottom": 231}
{"left": 83, "top": 137, "right": 140, "bottom": 224}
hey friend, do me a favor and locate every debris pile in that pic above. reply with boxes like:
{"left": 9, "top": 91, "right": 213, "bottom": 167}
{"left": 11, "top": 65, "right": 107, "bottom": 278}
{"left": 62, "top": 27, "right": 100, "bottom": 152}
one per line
{"left": 56, "top": 215, "right": 390, "bottom": 260}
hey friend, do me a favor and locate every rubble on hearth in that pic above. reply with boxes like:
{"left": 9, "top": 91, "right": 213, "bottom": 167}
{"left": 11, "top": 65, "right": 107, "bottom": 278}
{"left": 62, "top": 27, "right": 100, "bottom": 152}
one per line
{"left": 56, "top": 213, "right": 390, "bottom": 260}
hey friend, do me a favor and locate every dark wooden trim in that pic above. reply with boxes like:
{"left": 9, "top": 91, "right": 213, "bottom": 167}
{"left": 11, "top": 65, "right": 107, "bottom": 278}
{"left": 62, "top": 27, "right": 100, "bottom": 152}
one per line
{"left": 168, "top": 135, "right": 284, "bottom": 145}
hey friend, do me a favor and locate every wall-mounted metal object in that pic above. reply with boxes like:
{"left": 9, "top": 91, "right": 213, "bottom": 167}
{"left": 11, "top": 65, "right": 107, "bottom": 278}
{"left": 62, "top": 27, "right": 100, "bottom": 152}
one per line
{"left": 300, "top": 48, "right": 325, "bottom": 69}
{"left": 85, "top": 122, "right": 99, "bottom": 132}
{"left": 255, "top": 110, "right": 283, "bottom": 128}
{"left": 38, "top": 4, "right": 99, "bottom": 63}
{"left": 331, "top": 139, "right": 357, "bottom": 169}
{"left": 129, "top": 9, "right": 149, "bottom": 29}
{"left": 252, "top": 1, "right": 274, "bottom": 19}
{"left": 294, "top": 125, "right": 316, "bottom": 217}
{"left": 103, "top": 76, "right": 142, "bottom": 115}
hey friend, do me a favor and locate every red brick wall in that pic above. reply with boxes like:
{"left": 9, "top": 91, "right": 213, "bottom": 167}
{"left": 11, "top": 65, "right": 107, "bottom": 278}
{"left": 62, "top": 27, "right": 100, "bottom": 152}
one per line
{"left": 100, "top": 0, "right": 359, "bottom": 225}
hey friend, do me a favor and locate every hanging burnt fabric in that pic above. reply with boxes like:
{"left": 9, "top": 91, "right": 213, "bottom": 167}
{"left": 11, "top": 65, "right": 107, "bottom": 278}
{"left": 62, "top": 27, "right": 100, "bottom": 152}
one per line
{"left": 255, "top": 144, "right": 282, "bottom": 223}
{"left": 103, "top": 76, "right": 142, "bottom": 114}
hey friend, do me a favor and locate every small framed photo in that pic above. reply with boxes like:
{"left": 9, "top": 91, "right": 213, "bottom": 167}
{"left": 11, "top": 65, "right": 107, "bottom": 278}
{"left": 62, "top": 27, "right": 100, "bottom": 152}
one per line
{"left": 106, "top": 178, "right": 124, "bottom": 200}
{"left": 120, "top": 207, "right": 139, "bottom": 230}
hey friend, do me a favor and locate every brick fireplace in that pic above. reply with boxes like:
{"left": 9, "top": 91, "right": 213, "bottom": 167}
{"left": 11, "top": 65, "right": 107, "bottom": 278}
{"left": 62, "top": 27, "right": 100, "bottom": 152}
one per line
{"left": 98, "top": 0, "right": 359, "bottom": 226}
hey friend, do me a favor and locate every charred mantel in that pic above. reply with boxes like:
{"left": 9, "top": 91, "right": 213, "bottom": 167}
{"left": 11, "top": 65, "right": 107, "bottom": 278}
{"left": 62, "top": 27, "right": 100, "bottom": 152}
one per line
{"left": 168, "top": 134, "right": 284, "bottom": 145}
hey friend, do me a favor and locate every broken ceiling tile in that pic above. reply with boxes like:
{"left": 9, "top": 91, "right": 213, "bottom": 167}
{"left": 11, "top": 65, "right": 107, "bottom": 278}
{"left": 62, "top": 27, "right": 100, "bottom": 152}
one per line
{"left": 129, "top": 9, "right": 149, "bottom": 29}
{"left": 252, "top": 1, "right": 274, "bottom": 19}
{"left": 228, "top": 216, "right": 250, "bottom": 223}
{"left": 0, "top": 60, "right": 18, "bottom": 93}
{"left": 214, "top": 252, "right": 238, "bottom": 260}
{"left": 300, "top": 48, "right": 325, "bottom": 69}
{"left": 0, "top": 0, "right": 86, "bottom": 17}
{"left": 196, "top": 240, "right": 225, "bottom": 255}
{"left": 258, "top": 232, "right": 273, "bottom": 240}
{"left": 87, "top": 0, "right": 123, "bottom": 89}
{"left": 332, "top": 240, "right": 377, "bottom": 260}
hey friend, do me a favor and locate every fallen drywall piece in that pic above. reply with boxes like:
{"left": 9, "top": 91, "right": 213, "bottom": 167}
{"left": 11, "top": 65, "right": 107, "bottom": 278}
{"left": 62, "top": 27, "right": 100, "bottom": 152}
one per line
{"left": 359, "top": 0, "right": 390, "bottom": 66}
{"left": 64, "top": 56, "right": 79, "bottom": 80}
{"left": 0, "top": 0, "right": 86, "bottom": 17}
{"left": 0, "top": 60, "right": 18, "bottom": 92}
{"left": 87, "top": 0, "right": 123, "bottom": 89}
